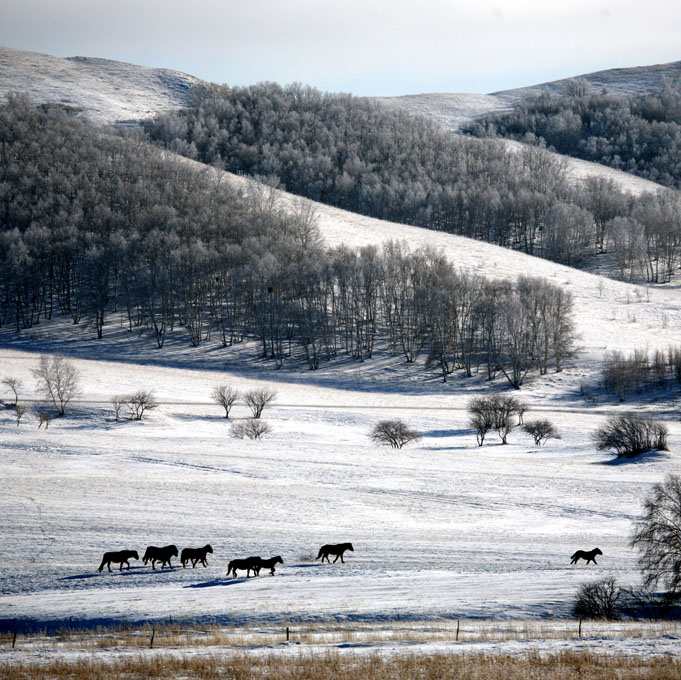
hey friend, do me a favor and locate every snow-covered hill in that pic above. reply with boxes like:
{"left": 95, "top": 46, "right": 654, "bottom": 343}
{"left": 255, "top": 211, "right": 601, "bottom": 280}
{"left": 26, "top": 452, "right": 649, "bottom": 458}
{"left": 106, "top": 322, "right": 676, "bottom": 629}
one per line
{"left": 372, "top": 59, "right": 681, "bottom": 132}
{"left": 0, "top": 45, "right": 204, "bottom": 126}
{"left": 2, "top": 47, "right": 681, "bottom": 641}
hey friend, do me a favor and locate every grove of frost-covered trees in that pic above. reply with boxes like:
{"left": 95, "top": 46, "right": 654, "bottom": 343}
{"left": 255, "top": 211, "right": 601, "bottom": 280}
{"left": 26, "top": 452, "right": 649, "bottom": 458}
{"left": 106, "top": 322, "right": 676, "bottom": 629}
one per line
{"left": 0, "top": 94, "right": 574, "bottom": 387}
{"left": 465, "top": 81, "right": 681, "bottom": 190}
{"left": 143, "top": 82, "right": 681, "bottom": 281}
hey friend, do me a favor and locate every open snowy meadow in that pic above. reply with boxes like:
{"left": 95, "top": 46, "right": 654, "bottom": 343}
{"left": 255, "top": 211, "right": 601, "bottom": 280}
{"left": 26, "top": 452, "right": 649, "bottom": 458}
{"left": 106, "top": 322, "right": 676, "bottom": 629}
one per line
{"left": 2, "top": 178, "right": 681, "bottom": 665}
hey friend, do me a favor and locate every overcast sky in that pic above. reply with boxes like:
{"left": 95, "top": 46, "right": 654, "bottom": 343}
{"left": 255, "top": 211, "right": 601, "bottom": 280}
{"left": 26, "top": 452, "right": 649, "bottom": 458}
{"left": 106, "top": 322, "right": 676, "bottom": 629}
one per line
{"left": 1, "top": 0, "right": 680, "bottom": 95}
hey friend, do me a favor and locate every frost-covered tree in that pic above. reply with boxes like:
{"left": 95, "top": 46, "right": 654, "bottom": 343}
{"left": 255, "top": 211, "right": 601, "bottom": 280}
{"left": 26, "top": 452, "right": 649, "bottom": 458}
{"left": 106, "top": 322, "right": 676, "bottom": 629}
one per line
{"left": 31, "top": 356, "right": 80, "bottom": 416}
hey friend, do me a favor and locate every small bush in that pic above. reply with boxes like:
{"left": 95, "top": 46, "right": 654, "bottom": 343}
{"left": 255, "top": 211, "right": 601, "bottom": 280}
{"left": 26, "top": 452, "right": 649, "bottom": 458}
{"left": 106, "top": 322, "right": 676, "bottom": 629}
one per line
{"left": 573, "top": 577, "right": 621, "bottom": 619}
{"left": 243, "top": 389, "right": 276, "bottom": 419}
{"left": 212, "top": 385, "right": 240, "bottom": 418}
{"left": 593, "top": 415, "right": 668, "bottom": 458}
{"left": 370, "top": 420, "right": 421, "bottom": 449}
{"left": 523, "top": 420, "right": 560, "bottom": 446}
{"left": 230, "top": 419, "right": 272, "bottom": 440}
{"left": 468, "top": 395, "right": 526, "bottom": 445}
{"left": 126, "top": 390, "right": 158, "bottom": 421}
{"left": 14, "top": 403, "right": 27, "bottom": 427}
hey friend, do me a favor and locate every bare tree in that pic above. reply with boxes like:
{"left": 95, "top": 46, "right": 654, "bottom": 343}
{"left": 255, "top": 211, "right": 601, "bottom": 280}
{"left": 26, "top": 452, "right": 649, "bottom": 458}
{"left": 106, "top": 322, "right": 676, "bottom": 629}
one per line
{"left": 111, "top": 395, "right": 126, "bottom": 422}
{"left": 14, "top": 403, "right": 27, "bottom": 427}
{"left": 230, "top": 419, "right": 272, "bottom": 440}
{"left": 243, "top": 389, "right": 276, "bottom": 419}
{"left": 573, "top": 578, "right": 621, "bottom": 620}
{"left": 212, "top": 385, "right": 240, "bottom": 419}
{"left": 126, "top": 390, "right": 158, "bottom": 421}
{"left": 523, "top": 420, "right": 560, "bottom": 446}
{"left": 2, "top": 377, "right": 22, "bottom": 406}
{"left": 468, "top": 395, "right": 524, "bottom": 445}
{"left": 468, "top": 397, "right": 495, "bottom": 446}
{"left": 370, "top": 420, "right": 422, "bottom": 449}
{"left": 31, "top": 355, "right": 80, "bottom": 416}
{"left": 631, "top": 474, "right": 681, "bottom": 592}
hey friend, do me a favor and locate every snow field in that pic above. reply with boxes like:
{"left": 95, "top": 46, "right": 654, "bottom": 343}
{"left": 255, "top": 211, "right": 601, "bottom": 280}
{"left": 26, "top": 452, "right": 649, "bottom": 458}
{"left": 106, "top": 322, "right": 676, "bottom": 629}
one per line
{"left": 1, "top": 347, "right": 679, "bottom": 631}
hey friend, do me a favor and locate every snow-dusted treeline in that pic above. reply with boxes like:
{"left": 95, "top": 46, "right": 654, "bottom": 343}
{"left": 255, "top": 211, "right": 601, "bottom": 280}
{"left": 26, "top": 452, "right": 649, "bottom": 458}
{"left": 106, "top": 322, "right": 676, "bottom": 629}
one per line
{"left": 0, "top": 95, "right": 574, "bottom": 385}
{"left": 467, "top": 81, "right": 681, "bottom": 191}
{"left": 145, "top": 82, "right": 659, "bottom": 270}
{"left": 467, "top": 84, "right": 681, "bottom": 283}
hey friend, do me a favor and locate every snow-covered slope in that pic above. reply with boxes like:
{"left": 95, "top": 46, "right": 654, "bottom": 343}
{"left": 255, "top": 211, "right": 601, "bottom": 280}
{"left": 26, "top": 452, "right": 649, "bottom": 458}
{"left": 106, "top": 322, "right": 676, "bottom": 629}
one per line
{"left": 372, "top": 59, "right": 681, "bottom": 132}
{"left": 2, "top": 48, "right": 681, "bottom": 638}
{"left": 0, "top": 45, "right": 203, "bottom": 126}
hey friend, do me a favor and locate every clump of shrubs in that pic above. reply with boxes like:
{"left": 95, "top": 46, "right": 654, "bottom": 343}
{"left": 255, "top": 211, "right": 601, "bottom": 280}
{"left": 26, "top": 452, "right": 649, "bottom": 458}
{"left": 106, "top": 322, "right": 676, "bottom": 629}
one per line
{"left": 522, "top": 420, "right": 560, "bottom": 446}
{"left": 468, "top": 395, "right": 527, "bottom": 446}
{"left": 230, "top": 420, "right": 272, "bottom": 440}
{"left": 593, "top": 415, "right": 668, "bottom": 458}
{"left": 370, "top": 420, "right": 421, "bottom": 449}
{"left": 573, "top": 577, "right": 621, "bottom": 620}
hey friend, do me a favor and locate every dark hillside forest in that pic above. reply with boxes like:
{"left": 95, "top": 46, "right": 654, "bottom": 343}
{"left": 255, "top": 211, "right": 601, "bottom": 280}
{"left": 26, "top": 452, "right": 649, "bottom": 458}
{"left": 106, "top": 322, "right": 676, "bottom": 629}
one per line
{"left": 143, "top": 82, "right": 681, "bottom": 282}
{"left": 0, "top": 93, "right": 574, "bottom": 386}
{"left": 465, "top": 82, "right": 681, "bottom": 190}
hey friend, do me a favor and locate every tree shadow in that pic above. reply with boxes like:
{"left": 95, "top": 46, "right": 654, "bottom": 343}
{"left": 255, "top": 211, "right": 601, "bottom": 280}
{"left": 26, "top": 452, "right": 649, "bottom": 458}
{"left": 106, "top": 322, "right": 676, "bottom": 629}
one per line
{"left": 184, "top": 578, "right": 249, "bottom": 589}
{"left": 420, "top": 428, "right": 469, "bottom": 438}
{"left": 598, "top": 449, "right": 669, "bottom": 466}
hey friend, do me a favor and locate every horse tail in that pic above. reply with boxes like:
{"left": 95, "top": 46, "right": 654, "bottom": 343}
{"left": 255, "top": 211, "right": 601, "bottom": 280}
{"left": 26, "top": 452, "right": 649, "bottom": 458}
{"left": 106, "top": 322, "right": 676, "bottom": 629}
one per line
{"left": 570, "top": 551, "right": 579, "bottom": 560}
{"left": 316, "top": 548, "right": 324, "bottom": 560}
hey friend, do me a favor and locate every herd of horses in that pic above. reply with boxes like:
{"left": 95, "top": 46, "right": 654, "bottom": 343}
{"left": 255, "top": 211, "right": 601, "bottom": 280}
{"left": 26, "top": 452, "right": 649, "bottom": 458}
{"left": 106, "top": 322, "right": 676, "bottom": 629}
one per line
{"left": 98, "top": 542, "right": 602, "bottom": 574}
{"left": 97, "top": 542, "right": 355, "bottom": 575}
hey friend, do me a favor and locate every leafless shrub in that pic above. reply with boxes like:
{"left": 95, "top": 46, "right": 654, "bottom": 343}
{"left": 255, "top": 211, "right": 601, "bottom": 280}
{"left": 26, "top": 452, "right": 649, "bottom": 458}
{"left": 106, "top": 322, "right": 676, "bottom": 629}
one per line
{"left": 31, "top": 355, "right": 80, "bottom": 415}
{"left": 523, "top": 420, "right": 560, "bottom": 446}
{"left": 111, "top": 395, "right": 126, "bottom": 422}
{"left": 126, "top": 390, "right": 158, "bottom": 421}
{"left": 230, "top": 419, "right": 272, "bottom": 440}
{"left": 14, "top": 403, "right": 27, "bottom": 427}
{"left": 593, "top": 415, "right": 668, "bottom": 458}
{"left": 243, "top": 389, "right": 276, "bottom": 419}
{"left": 212, "top": 385, "right": 240, "bottom": 418}
{"left": 468, "top": 395, "right": 525, "bottom": 445}
{"left": 1, "top": 376, "right": 22, "bottom": 405}
{"left": 370, "top": 420, "right": 422, "bottom": 449}
{"left": 468, "top": 397, "right": 495, "bottom": 446}
{"left": 573, "top": 577, "right": 621, "bottom": 620}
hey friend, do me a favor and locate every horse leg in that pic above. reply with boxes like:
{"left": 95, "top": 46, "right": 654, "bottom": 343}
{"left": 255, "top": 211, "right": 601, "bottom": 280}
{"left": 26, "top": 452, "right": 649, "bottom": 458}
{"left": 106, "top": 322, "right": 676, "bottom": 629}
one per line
{"left": 333, "top": 554, "right": 339, "bottom": 563}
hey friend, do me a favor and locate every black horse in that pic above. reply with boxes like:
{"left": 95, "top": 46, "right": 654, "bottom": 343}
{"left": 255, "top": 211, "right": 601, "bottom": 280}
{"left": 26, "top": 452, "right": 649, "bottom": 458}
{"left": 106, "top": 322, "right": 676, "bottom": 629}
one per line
{"left": 570, "top": 548, "right": 602, "bottom": 565}
{"left": 316, "top": 542, "right": 354, "bottom": 564}
{"left": 143, "top": 545, "right": 178, "bottom": 570}
{"left": 181, "top": 544, "right": 213, "bottom": 568}
{"left": 257, "top": 555, "right": 283, "bottom": 575}
{"left": 227, "top": 556, "right": 262, "bottom": 578}
{"left": 97, "top": 549, "right": 139, "bottom": 572}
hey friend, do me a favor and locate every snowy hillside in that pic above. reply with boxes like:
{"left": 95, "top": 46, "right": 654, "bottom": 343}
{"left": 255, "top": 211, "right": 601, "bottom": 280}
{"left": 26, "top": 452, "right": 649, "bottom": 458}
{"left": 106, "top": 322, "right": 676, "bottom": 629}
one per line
{"left": 372, "top": 59, "right": 681, "bottom": 131}
{"left": 0, "top": 45, "right": 203, "bottom": 126}
{"left": 2, "top": 157, "right": 681, "bottom": 631}
{"left": 2, "top": 47, "right": 681, "bottom": 642}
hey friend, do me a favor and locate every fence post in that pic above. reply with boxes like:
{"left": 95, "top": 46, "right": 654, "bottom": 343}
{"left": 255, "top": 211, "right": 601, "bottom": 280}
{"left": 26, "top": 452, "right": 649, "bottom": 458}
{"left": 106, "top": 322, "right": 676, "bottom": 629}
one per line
{"left": 150, "top": 628, "right": 155, "bottom": 649}
{"left": 286, "top": 626, "right": 289, "bottom": 642}
{"left": 456, "top": 620, "right": 460, "bottom": 641}
{"left": 12, "top": 630, "right": 17, "bottom": 649}
{"left": 578, "top": 619, "right": 582, "bottom": 638}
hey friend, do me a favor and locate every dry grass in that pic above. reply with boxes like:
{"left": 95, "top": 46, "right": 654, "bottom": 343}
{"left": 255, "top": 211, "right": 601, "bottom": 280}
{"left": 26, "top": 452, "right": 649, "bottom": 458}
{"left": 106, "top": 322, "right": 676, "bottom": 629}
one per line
{"left": 3, "top": 650, "right": 681, "bottom": 680}
{"left": 4, "top": 618, "right": 681, "bottom": 650}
